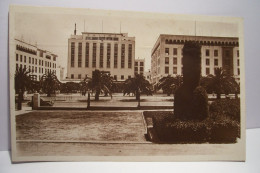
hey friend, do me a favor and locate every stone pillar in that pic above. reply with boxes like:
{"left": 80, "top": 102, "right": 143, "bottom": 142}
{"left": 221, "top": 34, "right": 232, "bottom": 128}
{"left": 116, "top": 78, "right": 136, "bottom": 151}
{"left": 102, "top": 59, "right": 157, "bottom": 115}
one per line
{"left": 174, "top": 41, "right": 209, "bottom": 120}
{"left": 32, "top": 93, "right": 40, "bottom": 110}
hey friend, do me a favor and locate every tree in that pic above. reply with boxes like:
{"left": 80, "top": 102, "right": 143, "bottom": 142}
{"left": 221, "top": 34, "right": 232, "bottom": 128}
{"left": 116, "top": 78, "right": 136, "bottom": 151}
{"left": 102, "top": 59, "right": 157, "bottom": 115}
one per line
{"left": 203, "top": 67, "right": 239, "bottom": 99}
{"left": 40, "top": 71, "right": 60, "bottom": 97}
{"left": 123, "top": 73, "right": 152, "bottom": 100}
{"left": 88, "top": 70, "right": 113, "bottom": 101}
{"left": 15, "top": 66, "right": 31, "bottom": 100}
{"left": 156, "top": 75, "right": 183, "bottom": 96}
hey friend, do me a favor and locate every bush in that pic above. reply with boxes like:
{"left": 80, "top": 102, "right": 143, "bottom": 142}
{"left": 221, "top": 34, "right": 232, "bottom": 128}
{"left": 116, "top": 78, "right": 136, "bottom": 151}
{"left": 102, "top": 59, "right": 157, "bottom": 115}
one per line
{"left": 144, "top": 111, "right": 240, "bottom": 144}
{"left": 210, "top": 99, "right": 240, "bottom": 122}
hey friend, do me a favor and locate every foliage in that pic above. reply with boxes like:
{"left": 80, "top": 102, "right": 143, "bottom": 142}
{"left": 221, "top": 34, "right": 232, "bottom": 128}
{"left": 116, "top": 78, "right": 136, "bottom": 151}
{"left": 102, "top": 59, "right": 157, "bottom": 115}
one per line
{"left": 60, "top": 82, "right": 80, "bottom": 94}
{"left": 201, "top": 68, "right": 240, "bottom": 99}
{"left": 210, "top": 99, "right": 240, "bottom": 122}
{"left": 156, "top": 75, "right": 182, "bottom": 96}
{"left": 15, "top": 66, "right": 31, "bottom": 100}
{"left": 88, "top": 70, "right": 114, "bottom": 101}
{"left": 79, "top": 77, "right": 91, "bottom": 96}
{"left": 143, "top": 111, "right": 240, "bottom": 143}
{"left": 123, "top": 73, "right": 153, "bottom": 100}
{"left": 40, "top": 71, "right": 60, "bottom": 97}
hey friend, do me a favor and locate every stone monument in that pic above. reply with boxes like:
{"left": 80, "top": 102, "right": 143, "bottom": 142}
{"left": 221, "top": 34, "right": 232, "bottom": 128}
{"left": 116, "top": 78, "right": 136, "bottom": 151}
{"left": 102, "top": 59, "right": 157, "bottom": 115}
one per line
{"left": 174, "top": 41, "right": 208, "bottom": 120}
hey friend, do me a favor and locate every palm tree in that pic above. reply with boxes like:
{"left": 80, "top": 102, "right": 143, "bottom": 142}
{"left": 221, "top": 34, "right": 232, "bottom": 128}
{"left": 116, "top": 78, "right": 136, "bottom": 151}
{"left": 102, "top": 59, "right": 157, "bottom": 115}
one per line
{"left": 123, "top": 73, "right": 152, "bottom": 100}
{"left": 204, "top": 67, "right": 238, "bottom": 99}
{"left": 40, "top": 71, "right": 60, "bottom": 97}
{"left": 88, "top": 70, "right": 113, "bottom": 101}
{"left": 156, "top": 75, "right": 183, "bottom": 96}
{"left": 15, "top": 66, "right": 31, "bottom": 100}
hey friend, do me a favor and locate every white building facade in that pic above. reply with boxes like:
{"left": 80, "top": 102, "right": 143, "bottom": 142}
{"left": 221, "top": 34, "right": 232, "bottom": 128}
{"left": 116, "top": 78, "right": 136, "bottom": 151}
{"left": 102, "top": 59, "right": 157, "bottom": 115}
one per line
{"left": 134, "top": 58, "right": 145, "bottom": 75}
{"left": 15, "top": 39, "right": 58, "bottom": 81}
{"left": 67, "top": 31, "right": 135, "bottom": 81}
{"left": 151, "top": 35, "right": 240, "bottom": 84}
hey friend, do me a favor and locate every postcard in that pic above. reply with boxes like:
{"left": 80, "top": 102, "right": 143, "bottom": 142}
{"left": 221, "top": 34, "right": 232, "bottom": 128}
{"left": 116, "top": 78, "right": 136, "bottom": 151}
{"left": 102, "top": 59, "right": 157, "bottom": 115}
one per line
{"left": 9, "top": 5, "right": 245, "bottom": 162}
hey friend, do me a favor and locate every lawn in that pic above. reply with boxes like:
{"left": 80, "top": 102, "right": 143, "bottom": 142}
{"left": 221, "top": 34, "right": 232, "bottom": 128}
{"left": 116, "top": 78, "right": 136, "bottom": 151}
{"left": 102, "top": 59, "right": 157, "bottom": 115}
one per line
{"left": 16, "top": 111, "right": 146, "bottom": 142}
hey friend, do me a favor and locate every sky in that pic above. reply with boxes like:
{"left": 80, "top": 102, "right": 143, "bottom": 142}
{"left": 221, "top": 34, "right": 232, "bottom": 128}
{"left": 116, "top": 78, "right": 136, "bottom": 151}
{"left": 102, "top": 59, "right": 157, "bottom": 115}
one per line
{"left": 14, "top": 7, "right": 239, "bottom": 74}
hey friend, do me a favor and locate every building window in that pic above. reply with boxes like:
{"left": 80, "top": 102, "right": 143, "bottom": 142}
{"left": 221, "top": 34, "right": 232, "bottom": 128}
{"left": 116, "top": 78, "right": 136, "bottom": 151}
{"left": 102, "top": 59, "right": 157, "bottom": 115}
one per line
{"left": 206, "top": 68, "right": 210, "bottom": 75}
{"left": 32, "top": 58, "right": 35, "bottom": 64}
{"left": 16, "top": 64, "right": 18, "bottom": 70}
{"left": 173, "top": 48, "right": 177, "bottom": 55}
{"left": 107, "top": 43, "right": 111, "bottom": 68}
{"left": 135, "top": 62, "right": 138, "bottom": 66}
{"left": 39, "top": 51, "right": 43, "bottom": 57}
{"left": 206, "top": 59, "right": 210, "bottom": 66}
{"left": 92, "top": 43, "right": 96, "bottom": 67}
{"left": 237, "top": 50, "right": 239, "bottom": 57}
{"left": 71, "top": 74, "right": 74, "bottom": 79}
{"left": 24, "top": 56, "right": 26, "bottom": 63}
{"left": 165, "top": 66, "right": 169, "bottom": 74}
{"left": 29, "top": 57, "right": 31, "bottom": 64}
{"left": 121, "top": 75, "right": 124, "bottom": 80}
{"left": 32, "top": 66, "right": 34, "bottom": 73}
{"left": 140, "top": 67, "right": 144, "bottom": 72}
{"left": 173, "top": 67, "right": 177, "bottom": 74}
{"left": 35, "top": 67, "right": 37, "bottom": 73}
{"left": 206, "top": 49, "right": 210, "bottom": 56}
{"left": 71, "top": 42, "right": 75, "bottom": 67}
{"left": 214, "top": 59, "right": 218, "bottom": 66}
{"left": 173, "top": 57, "right": 177, "bottom": 65}
{"left": 238, "top": 68, "right": 240, "bottom": 75}
{"left": 214, "top": 50, "right": 218, "bottom": 57}
{"left": 134, "top": 67, "right": 138, "bottom": 73}
{"left": 114, "top": 75, "right": 117, "bottom": 81}
{"left": 114, "top": 44, "right": 118, "bottom": 68}
{"left": 128, "top": 75, "right": 131, "bottom": 79}
{"left": 29, "top": 66, "right": 31, "bottom": 72}
{"left": 78, "top": 42, "right": 82, "bottom": 67}
{"left": 140, "top": 62, "right": 144, "bottom": 66}
{"left": 121, "top": 44, "right": 125, "bottom": 68}
{"left": 165, "top": 48, "right": 169, "bottom": 55}
{"left": 165, "top": 57, "right": 169, "bottom": 64}
{"left": 35, "top": 59, "right": 37, "bottom": 65}
{"left": 100, "top": 43, "right": 104, "bottom": 68}
{"left": 20, "top": 55, "right": 22, "bottom": 62}
{"left": 237, "top": 59, "right": 240, "bottom": 66}
{"left": 16, "top": 54, "right": 18, "bottom": 61}
{"left": 85, "top": 43, "right": 89, "bottom": 67}
{"left": 78, "top": 74, "right": 81, "bottom": 79}
{"left": 24, "top": 65, "right": 26, "bottom": 70}
{"left": 128, "top": 44, "right": 132, "bottom": 68}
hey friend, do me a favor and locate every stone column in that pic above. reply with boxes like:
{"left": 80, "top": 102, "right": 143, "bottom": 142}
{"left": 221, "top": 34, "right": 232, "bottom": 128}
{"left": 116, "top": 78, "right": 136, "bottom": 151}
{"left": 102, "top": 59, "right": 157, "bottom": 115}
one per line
{"left": 32, "top": 93, "right": 40, "bottom": 110}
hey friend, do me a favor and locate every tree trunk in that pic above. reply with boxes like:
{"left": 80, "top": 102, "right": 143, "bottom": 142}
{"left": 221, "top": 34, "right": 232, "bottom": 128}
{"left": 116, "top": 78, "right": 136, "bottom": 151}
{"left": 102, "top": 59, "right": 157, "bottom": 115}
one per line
{"left": 95, "top": 90, "right": 100, "bottom": 101}
{"left": 217, "top": 93, "right": 221, "bottom": 99}
{"left": 136, "top": 91, "right": 140, "bottom": 101}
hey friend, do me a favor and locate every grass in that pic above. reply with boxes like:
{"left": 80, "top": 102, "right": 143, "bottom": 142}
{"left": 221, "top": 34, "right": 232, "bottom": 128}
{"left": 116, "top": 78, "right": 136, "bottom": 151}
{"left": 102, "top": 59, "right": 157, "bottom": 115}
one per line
{"left": 16, "top": 111, "right": 146, "bottom": 142}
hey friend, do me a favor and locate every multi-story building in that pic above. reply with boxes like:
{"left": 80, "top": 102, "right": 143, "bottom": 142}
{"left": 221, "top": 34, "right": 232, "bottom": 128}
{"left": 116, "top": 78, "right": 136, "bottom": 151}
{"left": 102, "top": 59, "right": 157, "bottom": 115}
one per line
{"left": 151, "top": 34, "right": 240, "bottom": 84}
{"left": 134, "top": 58, "right": 145, "bottom": 75}
{"left": 144, "top": 69, "right": 151, "bottom": 83}
{"left": 15, "top": 39, "right": 58, "bottom": 81}
{"left": 67, "top": 26, "right": 135, "bottom": 81}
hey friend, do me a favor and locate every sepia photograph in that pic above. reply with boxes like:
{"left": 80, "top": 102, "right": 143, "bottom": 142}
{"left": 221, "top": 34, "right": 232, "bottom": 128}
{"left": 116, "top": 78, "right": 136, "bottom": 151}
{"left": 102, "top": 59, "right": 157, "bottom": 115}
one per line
{"left": 9, "top": 5, "right": 245, "bottom": 162}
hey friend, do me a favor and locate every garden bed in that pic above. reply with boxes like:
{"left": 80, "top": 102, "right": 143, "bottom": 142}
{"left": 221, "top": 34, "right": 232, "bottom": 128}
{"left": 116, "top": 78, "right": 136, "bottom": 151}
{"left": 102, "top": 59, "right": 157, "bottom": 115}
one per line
{"left": 143, "top": 109, "right": 240, "bottom": 144}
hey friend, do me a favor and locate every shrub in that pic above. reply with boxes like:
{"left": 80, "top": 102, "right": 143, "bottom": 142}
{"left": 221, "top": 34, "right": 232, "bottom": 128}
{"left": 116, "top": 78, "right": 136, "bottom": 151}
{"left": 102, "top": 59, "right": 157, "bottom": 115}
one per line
{"left": 144, "top": 110, "right": 240, "bottom": 144}
{"left": 210, "top": 99, "right": 240, "bottom": 122}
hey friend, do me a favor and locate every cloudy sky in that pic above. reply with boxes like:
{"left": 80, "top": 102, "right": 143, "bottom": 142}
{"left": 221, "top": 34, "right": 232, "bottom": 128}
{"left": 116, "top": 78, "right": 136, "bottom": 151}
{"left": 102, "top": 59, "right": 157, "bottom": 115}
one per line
{"left": 13, "top": 6, "right": 240, "bottom": 73}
